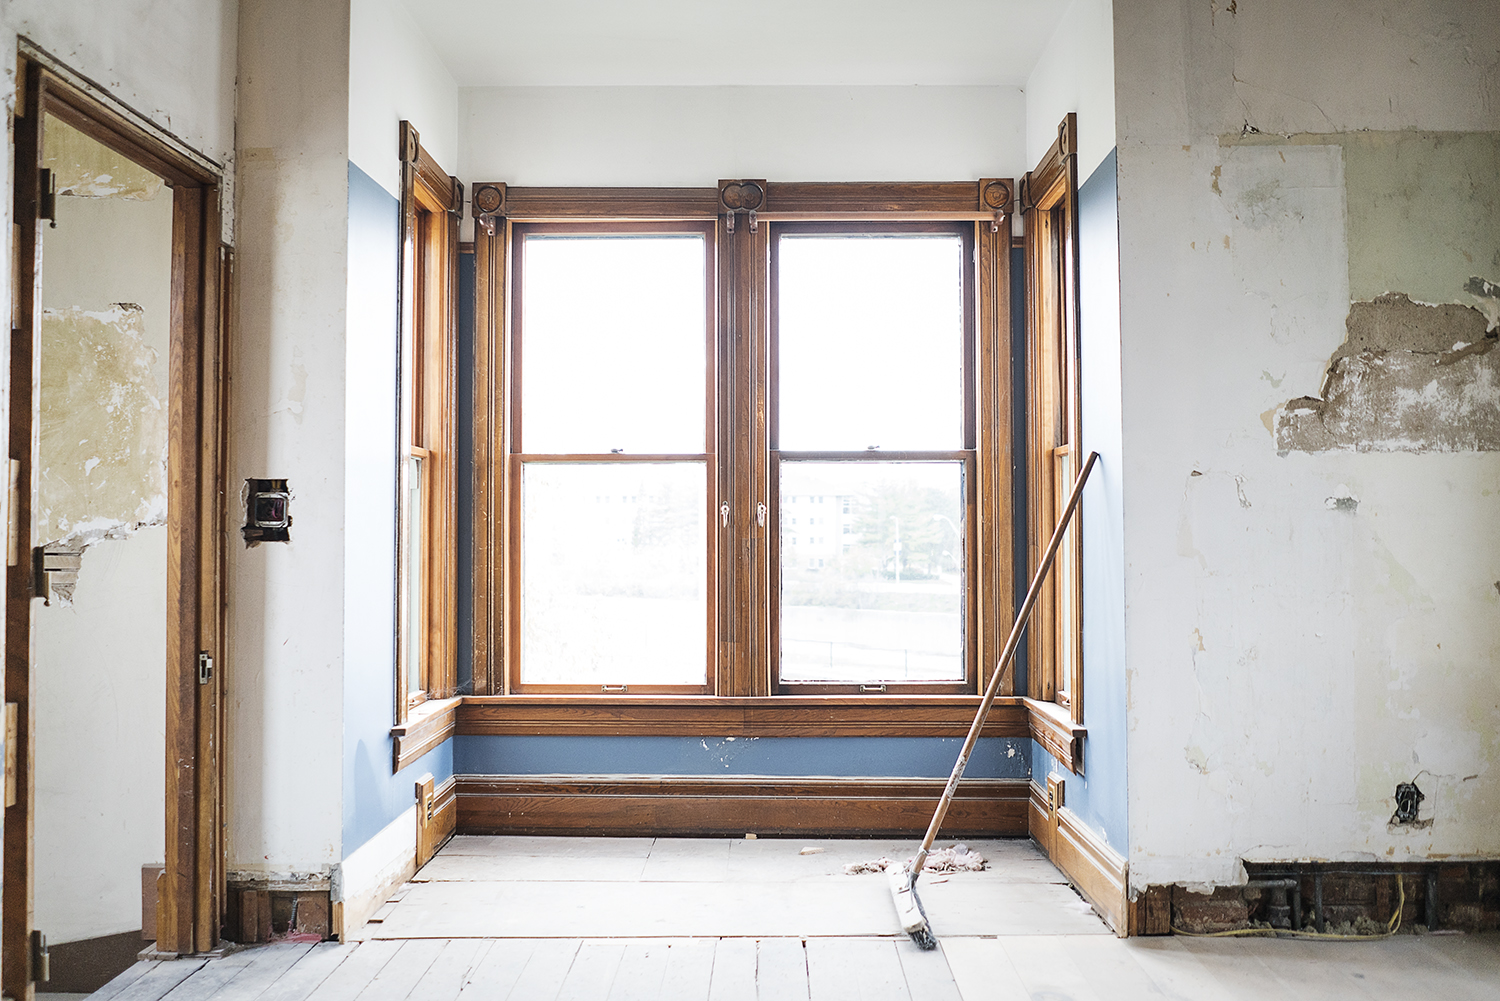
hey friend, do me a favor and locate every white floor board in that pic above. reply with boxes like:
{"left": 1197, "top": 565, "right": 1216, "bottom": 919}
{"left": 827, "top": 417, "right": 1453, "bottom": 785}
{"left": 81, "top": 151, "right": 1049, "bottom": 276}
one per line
{"left": 654, "top": 940, "right": 718, "bottom": 1001}
{"left": 937, "top": 939, "right": 1028, "bottom": 1001}
{"left": 805, "top": 938, "right": 910, "bottom": 1001}
{"left": 302, "top": 938, "right": 403, "bottom": 1001}
{"left": 110, "top": 959, "right": 209, "bottom": 1001}
{"left": 453, "top": 939, "right": 539, "bottom": 1000}
{"left": 439, "top": 836, "right": 655, "bottom": 859}
{"left": 406, "top": 939, "right": 491, "bottom": 1001}
{"left": 414, "top": 854, "right": 650, "bottom": 882}
{"left": 754, "top": 939, "right": 809, "bottom": 1000}
{"left": 705, "top": 938, "right": 756, "bottom": 1001}
{"left": 1117, "top": 938, "right": 1245, "bottom": 1001}
{"left": 252, "top": 943, "right": 362, "bottom": 1001}
{"left": 371, "top": 880, "right": 902, "bottom": 939}
{"left": 892, "top": 938, "right": 963, "bottom": 1001}
{"left": 504, "top": 939, "right": 583, "bottom": 999}
{"left": 556, "top": 941, "right": 626, "bottom": 1000}
{"left": 600, "top": 940, "right": 675, "bottom": 1001}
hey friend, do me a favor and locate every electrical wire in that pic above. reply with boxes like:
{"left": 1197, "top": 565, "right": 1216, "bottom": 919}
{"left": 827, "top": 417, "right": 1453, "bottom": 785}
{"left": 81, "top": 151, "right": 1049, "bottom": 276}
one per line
{"left": 1170, "top": 876, "right": 1405, "bottom": 941}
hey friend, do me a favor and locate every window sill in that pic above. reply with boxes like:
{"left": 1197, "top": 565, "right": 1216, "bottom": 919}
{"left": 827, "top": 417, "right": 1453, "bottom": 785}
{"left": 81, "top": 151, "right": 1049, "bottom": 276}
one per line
{"left": 456, "top": 695, "right": 1028, "bottom": 738}
{"left": 391, "top": 696, "right": 461, "bottom": 772}
{"left": 1025, "top": 698, "right": 1085, "bottom": 774}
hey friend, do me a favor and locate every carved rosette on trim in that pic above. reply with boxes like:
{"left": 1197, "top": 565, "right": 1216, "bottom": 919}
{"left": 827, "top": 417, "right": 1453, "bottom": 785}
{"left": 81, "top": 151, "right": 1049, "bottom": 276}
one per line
{"left": 979, "top": 178, "right": 1012, "bottom": 233}
{"left": 718, "top": 179, "right": 766, "bottom": 232}
{"left": 472, "top": 182, "right": 507, "bottom": 237}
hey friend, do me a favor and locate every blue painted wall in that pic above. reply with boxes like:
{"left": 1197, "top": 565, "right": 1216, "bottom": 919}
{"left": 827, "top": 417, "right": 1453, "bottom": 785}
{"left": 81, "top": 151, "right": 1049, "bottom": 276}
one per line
{"left": 456, "top": 735, "right": 1029, "bottom": 779}
{"left": 1030, "top": 148, "right": 1127, "bottom": 854}
{"left": 343, "top": 161, "right": 455, "bottom": 857}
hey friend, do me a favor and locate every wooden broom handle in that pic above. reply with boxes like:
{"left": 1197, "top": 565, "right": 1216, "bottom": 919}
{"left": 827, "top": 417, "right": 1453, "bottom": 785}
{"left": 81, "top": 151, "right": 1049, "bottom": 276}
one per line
{"left": 910, "top": 450, "right": 1099, "bottom": 880}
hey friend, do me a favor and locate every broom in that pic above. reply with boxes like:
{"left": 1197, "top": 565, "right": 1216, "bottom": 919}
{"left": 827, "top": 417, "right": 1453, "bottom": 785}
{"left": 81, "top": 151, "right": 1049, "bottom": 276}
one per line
{"left": 891, "top": 450, "right": 1099, "bottom": 950}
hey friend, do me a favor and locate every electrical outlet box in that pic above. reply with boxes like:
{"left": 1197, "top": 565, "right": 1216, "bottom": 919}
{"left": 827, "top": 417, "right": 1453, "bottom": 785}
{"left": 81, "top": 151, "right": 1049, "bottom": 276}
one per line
{"left": 1046, "top": 773, "right": 1065, "bottom": 819}
{"left": 243, "top": 478, "right": 291, "bottom": 544}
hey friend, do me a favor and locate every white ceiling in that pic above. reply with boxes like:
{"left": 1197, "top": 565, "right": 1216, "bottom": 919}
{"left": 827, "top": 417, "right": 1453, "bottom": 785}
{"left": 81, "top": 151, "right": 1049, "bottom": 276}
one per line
{"left": 398, "top": 0, "right": 1073, "bottom": 88}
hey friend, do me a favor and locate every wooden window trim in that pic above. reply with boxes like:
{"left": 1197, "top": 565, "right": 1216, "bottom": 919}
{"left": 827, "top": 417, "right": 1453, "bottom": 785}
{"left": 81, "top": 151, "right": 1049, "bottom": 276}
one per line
{"left": 505, "top": 219, "right": 718, "bottom": 696}
{"left": 456, "top": 694, "right": 1030, "bottom": 738}
{"left": 767, "top": 221, "right": 977, "bottom": 696}
{"left": 1021, "top": 113, "right": 1084, "bottom": 726}
{"left": 395, "top": 121, "right": 461, "bottom": 726}
{"left": 471, "top": 180, "right": 1015, "bottom": 712}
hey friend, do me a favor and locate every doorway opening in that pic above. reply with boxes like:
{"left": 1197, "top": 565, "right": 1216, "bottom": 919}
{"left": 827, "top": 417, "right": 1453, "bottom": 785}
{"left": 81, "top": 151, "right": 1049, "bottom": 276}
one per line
{"left": 7, "top": 45, "right": 229, "bottom": 998}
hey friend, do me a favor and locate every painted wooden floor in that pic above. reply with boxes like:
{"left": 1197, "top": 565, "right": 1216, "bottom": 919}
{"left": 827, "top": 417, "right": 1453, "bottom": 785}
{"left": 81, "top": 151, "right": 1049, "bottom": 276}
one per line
{"left": 86, "top": 836, "right": 1500, "bottom": 1001}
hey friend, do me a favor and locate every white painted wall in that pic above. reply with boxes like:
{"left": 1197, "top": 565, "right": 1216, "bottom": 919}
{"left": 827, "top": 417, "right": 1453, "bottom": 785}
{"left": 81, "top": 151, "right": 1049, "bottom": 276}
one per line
{"left": 1116, "top": 0, "right": 1500, "bottom": 887}
{"left": 1024, "top": 0, "right": 1115, "bottom": 177}
{"left": 1, "top": 0, "right": 237, "bottom": 171}
{"left": 34, "top": 187, "right": 173, "bottom": 945}
{"left": 349, "top": 0, "right": 458, "bottom": 197}
{"left": 230, "top": 0, "right": 350, "bottom": 878}
{"left": 459, "top": 86, "right": 1027, "bottom": 186}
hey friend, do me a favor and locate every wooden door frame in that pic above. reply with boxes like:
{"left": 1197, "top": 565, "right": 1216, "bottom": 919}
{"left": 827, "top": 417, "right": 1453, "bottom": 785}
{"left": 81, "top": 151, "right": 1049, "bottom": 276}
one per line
{"left": 6, "top": 49, "right": 228, "bottom": 992}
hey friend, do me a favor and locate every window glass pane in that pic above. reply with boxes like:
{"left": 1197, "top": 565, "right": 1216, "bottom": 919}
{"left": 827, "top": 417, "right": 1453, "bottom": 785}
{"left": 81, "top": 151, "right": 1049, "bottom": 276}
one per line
{"left": 522, "top": 462, "right": 707, "bottom": 686}
{"left": 405, "top": 454, "right": 424, "bottom": 696}
{"left": 521, "top": 236, "right": 705, "bottom": 454}
{"left": 780, "top": 461, "right": 964, "bottom": 683}
{"left": 777, "top": 236, "right": 963, "bottom": 450}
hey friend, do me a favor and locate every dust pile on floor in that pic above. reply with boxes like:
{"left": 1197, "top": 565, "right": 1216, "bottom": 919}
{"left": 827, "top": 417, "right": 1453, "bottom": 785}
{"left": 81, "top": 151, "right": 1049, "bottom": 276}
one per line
{"left": 843, "top": 843, "right": 987, "bottom": 875}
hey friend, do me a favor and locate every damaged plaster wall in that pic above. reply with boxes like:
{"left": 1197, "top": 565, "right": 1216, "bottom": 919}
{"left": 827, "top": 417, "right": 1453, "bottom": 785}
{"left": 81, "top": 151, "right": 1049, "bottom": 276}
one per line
{"left": 230, "top": 0, "right": 350, "bottom": 883}
{"left": 1270, "top": 131, "right": 1500, "bottom": 453}
{"left": 1117, "top": 0, "right": 1500, "bottom": 889}
{"left": 33, "top": 121, "right": 172, "bottom": 944}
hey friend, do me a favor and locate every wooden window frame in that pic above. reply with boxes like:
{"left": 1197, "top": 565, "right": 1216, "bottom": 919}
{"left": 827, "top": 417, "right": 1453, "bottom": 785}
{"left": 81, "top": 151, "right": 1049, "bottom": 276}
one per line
{"left": 505, "top": 219, "right": 719, "bottom": 695}
{"left": 1021, "top": 114, "right": 1084, "bottom": 725}
{"left": 768, "top": 220, "right": 978, "bottom": 696}
{"left": 395, "top": 121, "right": 461, "bottom": 724}
{"left": 470, "top": 180, "right": 1015, "bottom": 719}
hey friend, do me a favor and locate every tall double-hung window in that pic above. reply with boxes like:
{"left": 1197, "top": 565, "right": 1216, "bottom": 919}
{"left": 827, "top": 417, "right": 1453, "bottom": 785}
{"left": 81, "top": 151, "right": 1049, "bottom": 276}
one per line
{"left": 471, "top": 181, "right": 1017, "bottom": 701}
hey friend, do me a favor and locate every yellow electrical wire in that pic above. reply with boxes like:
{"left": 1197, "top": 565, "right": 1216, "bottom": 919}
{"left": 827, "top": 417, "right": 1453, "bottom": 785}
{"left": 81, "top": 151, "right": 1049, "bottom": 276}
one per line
{"left": 1170, "top": 876, "right": 1405, "bottom": 940}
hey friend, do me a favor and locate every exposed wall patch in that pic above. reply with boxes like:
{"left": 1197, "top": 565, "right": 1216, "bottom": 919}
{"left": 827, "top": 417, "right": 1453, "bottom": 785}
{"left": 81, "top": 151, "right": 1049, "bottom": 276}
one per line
{"left": 1468, "top": 276, "right": 1500, "bottom": 331}
{"left": 42, "top": 115, "right": 164, "bottom": 201}
{"left": 1275, "top": 294, "right": 1500, "bottom": 452}
{"left": 38, "top": 305, "right": 168, "bottom": 556}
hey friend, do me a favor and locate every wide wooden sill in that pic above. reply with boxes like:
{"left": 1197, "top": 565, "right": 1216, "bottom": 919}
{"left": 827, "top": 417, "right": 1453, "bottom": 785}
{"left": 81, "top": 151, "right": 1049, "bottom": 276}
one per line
{"left": 456, "top": 695, "right": 1029, "bottom": 738}
{"left": 1025, "top": 697, "right": 1085, "bottom": 774}
{"left": 391, "top": 696, "right": 461, "bottom": 772}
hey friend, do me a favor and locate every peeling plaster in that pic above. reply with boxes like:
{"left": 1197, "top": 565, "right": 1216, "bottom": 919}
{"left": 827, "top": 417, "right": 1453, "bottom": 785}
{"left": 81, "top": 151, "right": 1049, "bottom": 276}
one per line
{"left": 1276, "top": 295, "right": 1500, "bottom": 452}
{"left": 38, "top": 305, "right": 168, "bottom": 553}
{"left": 42, "top": 115, "right": 164, "bottom": 201}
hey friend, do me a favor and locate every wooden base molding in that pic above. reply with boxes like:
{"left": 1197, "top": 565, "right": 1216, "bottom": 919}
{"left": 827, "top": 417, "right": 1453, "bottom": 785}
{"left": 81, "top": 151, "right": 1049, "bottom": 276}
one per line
{"left": 457, "top": 774, "right": 1029, "bottom": 837}
{"left": 418, "top": 774, "right": 458, "bottom": 867}
{"left": 1029, "top": 780, "right": 1128, "bottom": 935}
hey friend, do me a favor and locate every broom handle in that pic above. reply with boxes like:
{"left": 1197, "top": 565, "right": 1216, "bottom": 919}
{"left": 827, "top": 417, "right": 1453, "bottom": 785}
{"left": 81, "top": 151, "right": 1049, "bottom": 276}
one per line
{"left": 909, "top": 450, "right": 1099, "bottom": 881}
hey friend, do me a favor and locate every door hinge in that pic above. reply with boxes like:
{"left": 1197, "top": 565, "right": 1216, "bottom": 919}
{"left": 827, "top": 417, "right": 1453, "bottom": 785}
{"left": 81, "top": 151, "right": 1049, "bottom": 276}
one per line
{"left": 38, "top": 168, "right": 56, "bottom": 228}
{"left": 198, "top": 652, "right": 214, "bottom": 685}
{"left": 30, "top": 930, "right": 49, "bottom": 983}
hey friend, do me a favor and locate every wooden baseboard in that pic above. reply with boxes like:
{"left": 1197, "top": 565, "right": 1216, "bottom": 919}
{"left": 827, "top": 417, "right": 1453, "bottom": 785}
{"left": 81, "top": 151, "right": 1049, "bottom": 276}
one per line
{"left": 418, "top": 774, "right": 458, "bottom": 866}
{"left": 1029, "top": 779, "right": 1128, "bottom": 934}
{"left": 456, "top": 774, "right": 1030, "bottom": 837}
